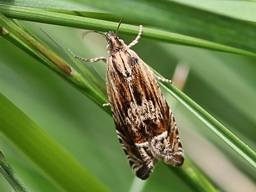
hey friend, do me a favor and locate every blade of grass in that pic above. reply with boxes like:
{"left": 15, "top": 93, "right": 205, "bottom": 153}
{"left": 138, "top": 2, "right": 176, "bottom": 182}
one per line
{"left": 0, "top": 12, "right": 217, "bottom": 192}
{"left": 0, "top": 93, "right": 110, "bottom": 192}
{"left": 1, "top": 1, "right": 254, "bottom": 190}
{"left": 160, "top": 81, "right": 256, "bottom": 168}
{"left": 0, "top": 3, "right": 256, "bottom": 57}
{"left": 0, "top": 14, "right": 109, "bottom": 114}
{"left": 6, "top": 0, "right": 255, "bottom": 54}
{"left": 0, "top": 152, "right": 31, "bottom": 192}
{"left": 174, "top": 158, "right": 218, "bottom": 192}
{"left": 75, "top": 0, "right": 256, "bottom": 53}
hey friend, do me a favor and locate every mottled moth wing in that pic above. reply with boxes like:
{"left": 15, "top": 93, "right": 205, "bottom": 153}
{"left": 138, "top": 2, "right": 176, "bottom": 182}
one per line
{"left": 106, "top": 34, "right": 184, "bottom": 179}
{"left": 68, "top": 25, "right": 184, "bottom": 179}
{"left": 115, "top": 125, "right": 156, "bottom": 179}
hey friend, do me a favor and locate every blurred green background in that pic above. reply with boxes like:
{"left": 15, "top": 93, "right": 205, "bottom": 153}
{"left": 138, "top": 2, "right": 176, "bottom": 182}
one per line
{"left": 1, "top": 1, "right": 256, "bottom": 192}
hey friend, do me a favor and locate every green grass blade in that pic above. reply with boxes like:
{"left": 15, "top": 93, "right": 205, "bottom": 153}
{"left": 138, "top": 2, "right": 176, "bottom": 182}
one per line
{"left": 0, "top": 152, "right": 31, "bottom": 192}
{"left": 0, "top": 16, "right": 215, "bottom": 191}
{"left": 3, "top": 0, "right": 256, "bottom": 52}
{"left": 0, "top": 10, "right": 217, "bottom": 192}
{"left": 77, "top": 0, "right": 256, "bottom": 53}
{"left": 0, "top": 3, "right": 255, "bottom": 57}
{"left": 0, "top": 93, "right": 110, "bottom": 192}
{"left": 0, "top": 14, "right": 109, "bottom": 113}
{"left": 161, "top": 82, "right": 256, "bottom": 168}
{"left": 1, "top": 1, "right": 255, "bottom": 191}
{"left": 177, "top": 158, "right": 217, "bottom": 192}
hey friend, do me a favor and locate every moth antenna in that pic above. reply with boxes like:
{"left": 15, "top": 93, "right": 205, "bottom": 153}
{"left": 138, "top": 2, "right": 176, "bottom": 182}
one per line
{"left": 81, "top": 30, "right": 106, "bottom": 40}
{"left": 116, "top": 18, "right": 123, "bottom": 36}
{"left": 81, "top": 30, "right": 106, "bottom": 39}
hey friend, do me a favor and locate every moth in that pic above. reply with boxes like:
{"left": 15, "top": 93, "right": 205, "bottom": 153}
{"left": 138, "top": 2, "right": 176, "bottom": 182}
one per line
{"left": 69, "top": 24, "right": 184, "bottom": 179}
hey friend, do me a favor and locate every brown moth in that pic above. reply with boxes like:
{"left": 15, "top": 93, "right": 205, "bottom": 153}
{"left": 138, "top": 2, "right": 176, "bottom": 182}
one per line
{"left": 69, "top": 24, "right": 184, "bottom": 179}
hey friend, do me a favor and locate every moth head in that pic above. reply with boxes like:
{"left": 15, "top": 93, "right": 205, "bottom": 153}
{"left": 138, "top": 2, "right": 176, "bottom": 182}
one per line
{"left": 105, "top": 31, "right": 126, "bottom": 53}
{"left": 81, "top": 21, "right": 126, "bottom": 53}
{"left": 105, "top": 21, "right": 127, "bottom": 53}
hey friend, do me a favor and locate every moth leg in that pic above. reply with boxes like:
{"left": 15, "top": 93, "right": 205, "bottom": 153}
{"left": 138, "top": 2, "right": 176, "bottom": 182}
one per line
{"left": 127, "top": 25, "right": 143, "bottom": 49}
{"left": 154, "top": 74, "right": 173, "bottom": 84}
{"left": 149, "top": 111, "right": 184, "bottom": 166}
{"left": 67, "top": 48, "right": 107, "bottom": 63}
{"left": 103, "top": 103, "right": 111, "bottom": 107}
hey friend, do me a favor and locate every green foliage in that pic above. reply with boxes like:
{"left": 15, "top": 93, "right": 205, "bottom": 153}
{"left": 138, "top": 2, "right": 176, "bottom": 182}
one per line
{"left": 0, "top": 1, "right": 256, "bottom": 192}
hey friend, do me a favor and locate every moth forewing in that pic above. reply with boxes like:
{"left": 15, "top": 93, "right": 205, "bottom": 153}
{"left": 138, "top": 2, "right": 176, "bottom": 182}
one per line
{"left": 71, "top": 24, "right": 184, "bottom": 180}
{"left": 105, "top": 29, "right": 184, "bottom": 179}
